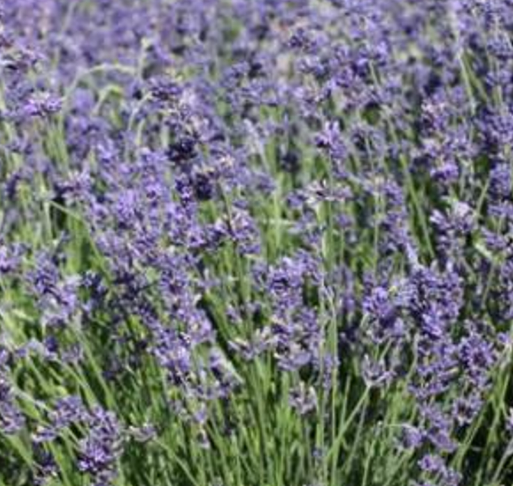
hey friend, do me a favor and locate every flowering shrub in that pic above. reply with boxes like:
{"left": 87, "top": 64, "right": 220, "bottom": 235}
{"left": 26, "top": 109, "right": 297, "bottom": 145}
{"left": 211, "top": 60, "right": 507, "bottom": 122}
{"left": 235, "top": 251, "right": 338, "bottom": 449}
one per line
{"left": 1, "top": 1, "right": 513, "bottom": 485}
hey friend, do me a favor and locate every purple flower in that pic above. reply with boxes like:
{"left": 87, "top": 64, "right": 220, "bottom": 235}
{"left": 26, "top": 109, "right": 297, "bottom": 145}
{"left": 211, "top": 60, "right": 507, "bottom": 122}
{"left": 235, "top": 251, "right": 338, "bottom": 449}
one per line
{"left": 0, "top": 349, "right": 25, "bottom": 435}
{"left": 78, "top": 407, "right": 123, "bottom": 486}
{"left": 289, "top": 383, "right": 317, "bottom": 416}
{"left": 21, "top": 93, "right": 62, "bottom": 119}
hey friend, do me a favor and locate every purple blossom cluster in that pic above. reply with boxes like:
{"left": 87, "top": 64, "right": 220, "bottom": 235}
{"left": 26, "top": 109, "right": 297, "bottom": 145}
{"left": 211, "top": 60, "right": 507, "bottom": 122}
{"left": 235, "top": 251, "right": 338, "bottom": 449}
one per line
{"left": 1, "top": 0, "right": 513, "bottom": 485}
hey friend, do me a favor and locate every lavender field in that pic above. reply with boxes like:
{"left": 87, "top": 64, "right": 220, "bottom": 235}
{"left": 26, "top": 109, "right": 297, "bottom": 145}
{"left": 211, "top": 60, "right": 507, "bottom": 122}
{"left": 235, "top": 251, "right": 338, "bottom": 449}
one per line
{"left": 1, "top": 1, "right": 513, "bottom": 485}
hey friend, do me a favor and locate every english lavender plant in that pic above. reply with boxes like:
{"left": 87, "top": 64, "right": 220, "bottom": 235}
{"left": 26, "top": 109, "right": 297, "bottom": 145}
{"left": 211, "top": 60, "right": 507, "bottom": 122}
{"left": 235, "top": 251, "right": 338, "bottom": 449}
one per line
{"left": 1, "top": 1, "right": 513, "bottom": 486}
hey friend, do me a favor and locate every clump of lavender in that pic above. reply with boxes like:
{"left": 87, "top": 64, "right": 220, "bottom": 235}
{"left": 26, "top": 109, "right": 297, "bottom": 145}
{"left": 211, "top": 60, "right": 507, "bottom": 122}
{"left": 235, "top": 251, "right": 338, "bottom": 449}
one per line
{"left": 1, "top": 1, "right": 513, "bottom": 486}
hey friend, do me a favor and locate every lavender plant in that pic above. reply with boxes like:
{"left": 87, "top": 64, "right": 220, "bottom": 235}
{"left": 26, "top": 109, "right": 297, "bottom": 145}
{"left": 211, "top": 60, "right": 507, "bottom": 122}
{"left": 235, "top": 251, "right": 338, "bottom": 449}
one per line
{"left": 1, "top": 1, "right": 513, "bottom": 485}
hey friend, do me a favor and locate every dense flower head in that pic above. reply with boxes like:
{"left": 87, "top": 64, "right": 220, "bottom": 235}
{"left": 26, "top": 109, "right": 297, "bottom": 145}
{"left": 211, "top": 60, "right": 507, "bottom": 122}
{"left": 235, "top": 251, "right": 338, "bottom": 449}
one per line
{"left": 78, "top": 407, "right": 123, "bottom": 486}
